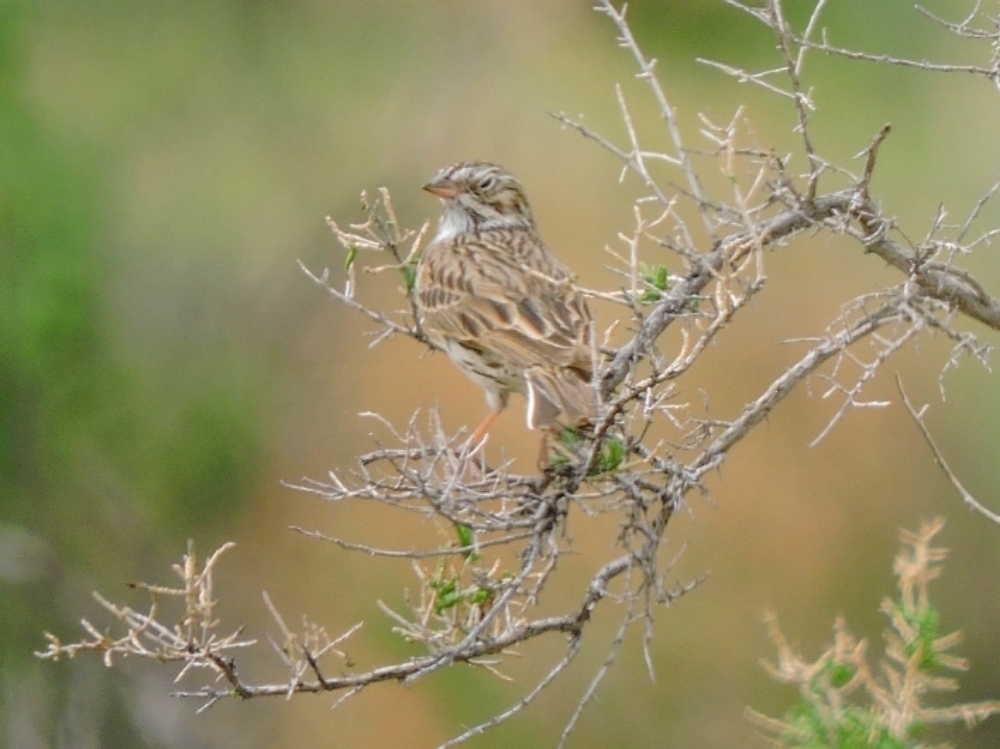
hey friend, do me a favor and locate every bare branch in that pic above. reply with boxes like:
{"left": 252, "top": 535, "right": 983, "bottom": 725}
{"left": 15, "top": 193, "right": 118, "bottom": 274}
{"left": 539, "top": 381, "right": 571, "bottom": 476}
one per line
{"left": 897, "top": 375, "right": 1000, "bottom": 525}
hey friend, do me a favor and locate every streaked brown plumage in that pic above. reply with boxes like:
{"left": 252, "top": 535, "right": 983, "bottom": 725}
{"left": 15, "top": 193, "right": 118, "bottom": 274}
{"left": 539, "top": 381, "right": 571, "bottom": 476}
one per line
{"left": 415, "top": 162, "right": 597, "bottom": 457}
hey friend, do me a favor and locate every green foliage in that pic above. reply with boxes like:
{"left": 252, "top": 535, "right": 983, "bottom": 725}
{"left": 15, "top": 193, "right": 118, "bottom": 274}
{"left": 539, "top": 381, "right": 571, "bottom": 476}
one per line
{"left": 896, "top": 604, "right": 942, "bottom": 670}
{"left": 429, "top": 575, "right": 463, "bottom": 614}
{"left": 428, "top": 568, "right": 493, "bottom": 616}
{"left": 552, "top": 426, "right": 626, "bottom": 475}
{"left": 593, "top": 436, "right": 626, "bottom": 474}
{"left": 400, "top": 258, "right": 419, "bottom": 292}
{"left": 752, "top": 519, "right": 1000, "bottom": 748}
{"left": 827, "top": 663, "right": 856, "bottom": 690}
{"left": 781, "top": 703, "right": 907, "bottom": 749}
{"left": 344, "top": 244, "right": 359, "bottom": 270}
{"left": 638, "top": 262, "right": 670, "bottom": 303}
{"left": 453, "top": 523, "right": 479, "bottom": 561}
{"left": 554, "top": 424, "right": 584, "bottom": 459}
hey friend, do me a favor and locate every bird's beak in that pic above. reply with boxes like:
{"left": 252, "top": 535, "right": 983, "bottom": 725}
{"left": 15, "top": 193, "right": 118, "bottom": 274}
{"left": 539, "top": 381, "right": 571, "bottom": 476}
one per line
{"left": 423, "top": 177, "right": 460, "bottom": 199}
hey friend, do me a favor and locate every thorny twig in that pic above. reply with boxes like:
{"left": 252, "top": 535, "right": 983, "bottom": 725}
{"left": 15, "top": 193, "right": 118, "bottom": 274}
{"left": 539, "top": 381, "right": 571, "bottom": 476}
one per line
{"left": 897, "top": 375, "right": 1000, "bottom": 525}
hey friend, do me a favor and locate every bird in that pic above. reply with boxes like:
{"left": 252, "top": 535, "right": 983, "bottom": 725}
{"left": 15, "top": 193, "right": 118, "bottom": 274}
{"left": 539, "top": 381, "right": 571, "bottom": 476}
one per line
{"left": 414, "top": 161, "right": 597, "bottom": 464}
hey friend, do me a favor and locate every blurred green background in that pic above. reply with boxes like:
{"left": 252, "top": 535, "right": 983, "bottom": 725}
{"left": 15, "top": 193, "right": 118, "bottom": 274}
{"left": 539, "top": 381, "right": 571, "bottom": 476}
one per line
{"left": 2, "top": 0, "right": 999, "bottom": 747}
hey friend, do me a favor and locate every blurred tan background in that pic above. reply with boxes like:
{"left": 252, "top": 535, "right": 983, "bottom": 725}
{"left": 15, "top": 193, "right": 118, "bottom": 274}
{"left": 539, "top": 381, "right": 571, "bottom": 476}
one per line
{"left": 3, "top": 0, "right": 1000, "bottom": 747}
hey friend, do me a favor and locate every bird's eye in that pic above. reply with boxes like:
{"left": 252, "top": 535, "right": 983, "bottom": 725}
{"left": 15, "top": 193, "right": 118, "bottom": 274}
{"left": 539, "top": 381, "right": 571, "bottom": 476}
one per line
{"left": 479, "top": 176, "right": 496, "bottom": 191}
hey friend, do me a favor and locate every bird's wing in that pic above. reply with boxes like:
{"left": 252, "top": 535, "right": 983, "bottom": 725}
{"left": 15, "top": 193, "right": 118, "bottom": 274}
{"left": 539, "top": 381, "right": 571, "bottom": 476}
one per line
{"left": 417, "top": 236, "right": 593, "bottom": 374}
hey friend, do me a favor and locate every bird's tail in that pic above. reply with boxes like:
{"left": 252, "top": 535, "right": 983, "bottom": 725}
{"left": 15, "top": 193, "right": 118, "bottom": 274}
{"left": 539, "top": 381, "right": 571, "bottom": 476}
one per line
{"left": 524, "top": 366, "right": 598, "bottom": 431}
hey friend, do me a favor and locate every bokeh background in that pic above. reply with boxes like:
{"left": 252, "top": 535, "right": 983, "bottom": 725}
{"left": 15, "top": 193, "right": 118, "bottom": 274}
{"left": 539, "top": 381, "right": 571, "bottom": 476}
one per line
{"left": 3, "top": 0, "right": 1000, "bottom": 747}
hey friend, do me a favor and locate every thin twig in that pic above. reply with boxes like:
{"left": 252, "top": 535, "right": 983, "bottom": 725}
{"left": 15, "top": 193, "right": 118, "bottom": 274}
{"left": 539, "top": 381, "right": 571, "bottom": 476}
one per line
{"left": 896, "top": 375, "right": 1000, "bottom": 525}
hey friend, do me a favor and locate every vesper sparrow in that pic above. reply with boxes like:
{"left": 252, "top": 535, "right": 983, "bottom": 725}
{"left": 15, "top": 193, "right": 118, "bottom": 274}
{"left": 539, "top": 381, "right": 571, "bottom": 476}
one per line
{"left": 415, "top": 162, "right": 597, "bottom": 460}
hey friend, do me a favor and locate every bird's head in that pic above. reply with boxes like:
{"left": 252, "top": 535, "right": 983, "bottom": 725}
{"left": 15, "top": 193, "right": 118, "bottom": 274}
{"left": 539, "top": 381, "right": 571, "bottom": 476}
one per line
{"left": 424, "top": 162, "right": 535, "bottom": 237}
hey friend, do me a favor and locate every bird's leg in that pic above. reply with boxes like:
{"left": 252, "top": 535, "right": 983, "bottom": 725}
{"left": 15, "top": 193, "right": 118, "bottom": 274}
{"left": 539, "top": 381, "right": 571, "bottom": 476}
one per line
{"left": 536, "top": 430, "right": 551, "bottom": 471}
{"left": 468, "top": 406, "right": 504, "bottom": 451}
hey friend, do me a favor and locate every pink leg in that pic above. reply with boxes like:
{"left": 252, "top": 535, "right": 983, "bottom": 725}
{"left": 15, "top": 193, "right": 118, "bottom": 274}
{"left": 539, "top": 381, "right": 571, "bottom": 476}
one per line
{"left": 469, "top": 407, "right": 504, "bottom": 449}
